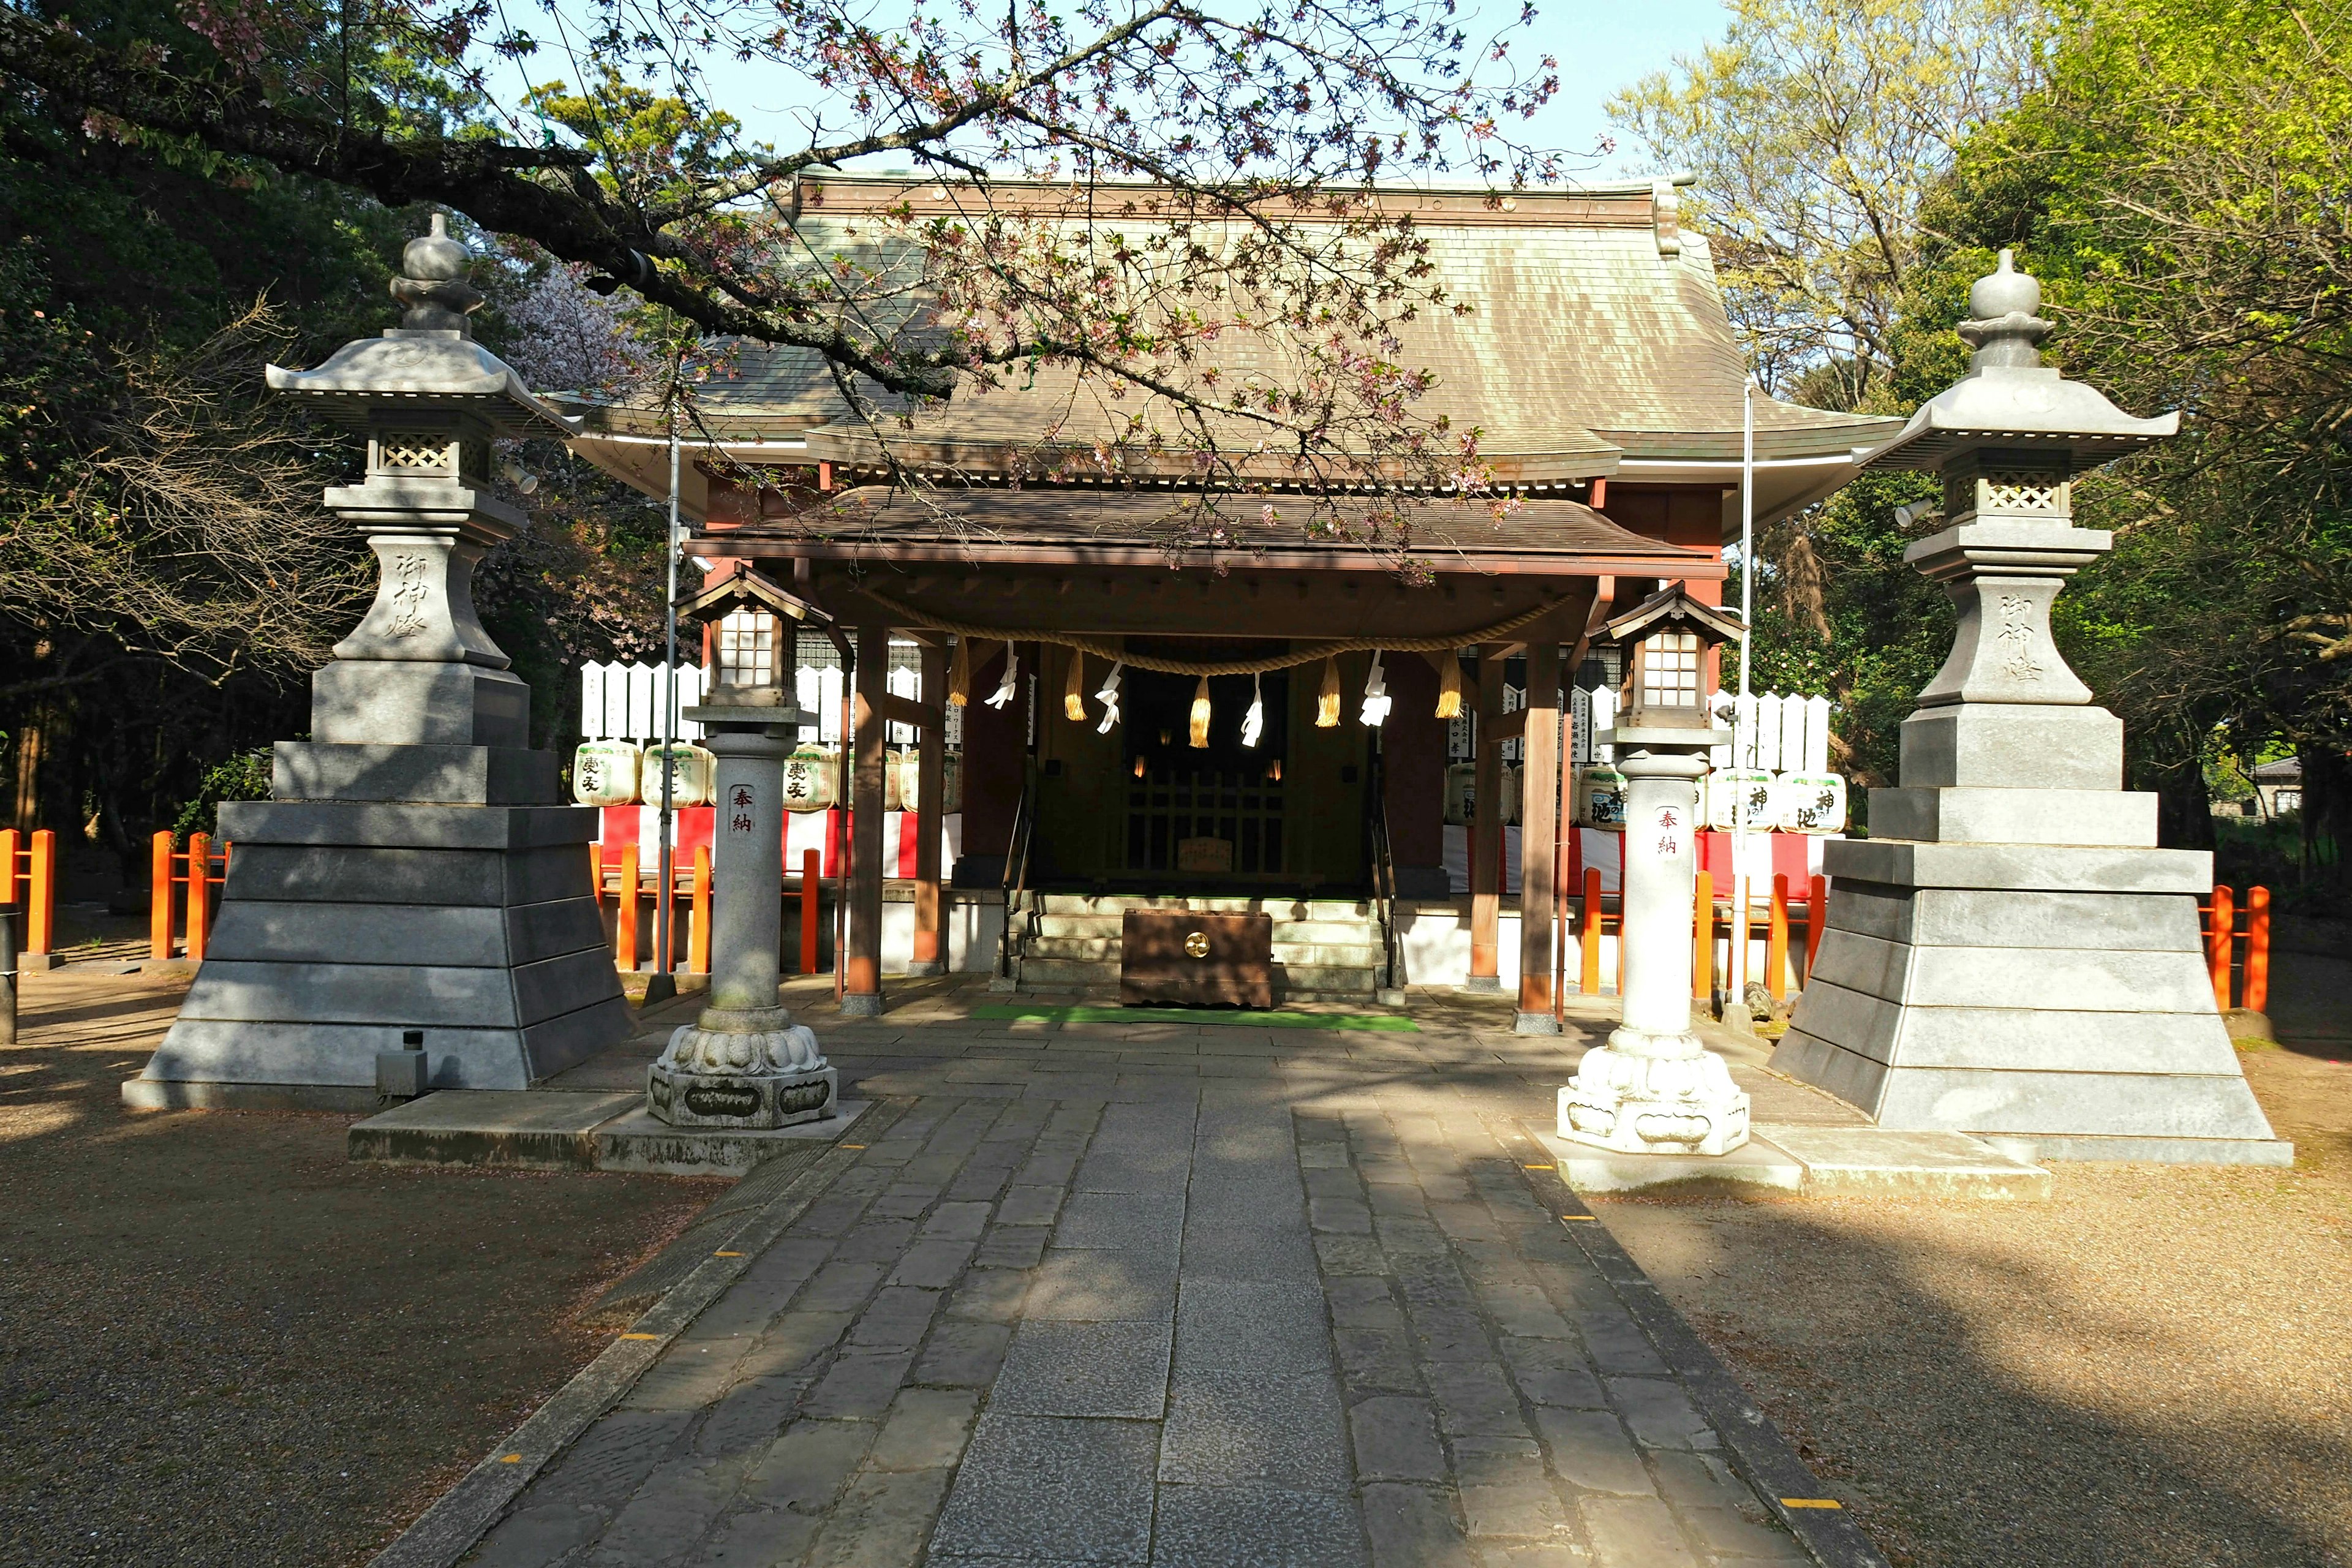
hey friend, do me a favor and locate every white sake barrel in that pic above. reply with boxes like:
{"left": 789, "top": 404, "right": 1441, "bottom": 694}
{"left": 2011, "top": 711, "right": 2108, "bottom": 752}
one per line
{"left": 1705, "top": 769, "right": 1775, "bottom": 832}
{"left": 1443, "top": 762, "right": 1477, "bottom": 824}
{"left": 1776, "top": 772, "right": 1848, "bottom": 834}
{"left": 643, "top": 743, "right": 716, "bottom": 807}
{"left": 1575, "top": 766, "right": 1627, "bottom": 831}
{"left": 571, "top": 739, "right": 640, "bottom": 807}
{"left": 783, "top": 749, "right": 838, "bottom": 812}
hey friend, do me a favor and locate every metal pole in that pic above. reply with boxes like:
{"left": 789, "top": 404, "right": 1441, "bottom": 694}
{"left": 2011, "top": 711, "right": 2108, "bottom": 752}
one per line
{"left": 0, "top": 901, "right": 17, "bottom": 1047}
{"left": 1730, "top": 381, "right": 1756, "bottom": 1015}
{"left": 646, "top": 386, "right": 682, "bottom": 1005}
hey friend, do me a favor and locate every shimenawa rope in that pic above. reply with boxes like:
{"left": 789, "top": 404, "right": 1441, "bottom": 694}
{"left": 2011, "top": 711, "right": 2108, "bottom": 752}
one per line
{"left": 854, "top": 587, "right": 1563, "bottom": 676}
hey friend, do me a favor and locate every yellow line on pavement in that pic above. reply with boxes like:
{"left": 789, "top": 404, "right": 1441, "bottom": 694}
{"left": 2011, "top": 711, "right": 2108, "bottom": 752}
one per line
{"left": 1781, "top": 1499, "right": 1842, "bottom": 1509}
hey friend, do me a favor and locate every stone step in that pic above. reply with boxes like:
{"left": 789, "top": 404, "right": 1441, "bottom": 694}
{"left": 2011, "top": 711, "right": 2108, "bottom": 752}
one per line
{"left": 1015, "top": 956, "right": 1383, "bottom": 993}
{"left": 1025, "top": 937, "right": 1120, "bottom": 962}
{"left": 1275, "top": 965, "right": 1381, "bottom": 993}
{"left": 1016, "top": 957, "right": 1123, "bottom": 986}
{"left": 1030, "top": 914, "right": 1379, "bottom": 944}
{"left": 1023, "top": 937, "right": 1382, "bottom": 967}
{"left": 1034, "top": 894, "right": 1373, "bottom": 921}
{"left": 1271, "top": 943, "right": 1385, "bottom": 968}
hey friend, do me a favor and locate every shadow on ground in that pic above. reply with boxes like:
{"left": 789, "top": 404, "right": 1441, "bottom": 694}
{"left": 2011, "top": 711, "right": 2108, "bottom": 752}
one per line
{"left": 0, "top": 971, "right": 722, "bottom": 1568}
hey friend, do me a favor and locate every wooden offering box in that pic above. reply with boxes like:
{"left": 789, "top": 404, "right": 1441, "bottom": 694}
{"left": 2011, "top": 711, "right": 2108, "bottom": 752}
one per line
{"left": 1119, "top": 910, "right": 1273, "bottom": 1008}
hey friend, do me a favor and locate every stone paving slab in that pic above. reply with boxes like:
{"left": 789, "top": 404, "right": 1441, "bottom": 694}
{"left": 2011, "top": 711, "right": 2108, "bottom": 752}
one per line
{"left": 399, "top": 1001, "right": 1885, "bottom": 1568}
{"left": 349, "top": 1089, "right": 873, "bottom": 1175}
{"left": 1532, "top": 1123, "right": 2049, "bottom": 1199}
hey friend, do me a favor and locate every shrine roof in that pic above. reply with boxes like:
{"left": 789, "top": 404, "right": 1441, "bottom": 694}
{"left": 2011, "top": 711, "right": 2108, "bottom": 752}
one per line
{"left": 565, "top": 174, "right": 1896, "bottom": 494}
{"left": 691, "top": 483, "right": 1717, "bottom": 573}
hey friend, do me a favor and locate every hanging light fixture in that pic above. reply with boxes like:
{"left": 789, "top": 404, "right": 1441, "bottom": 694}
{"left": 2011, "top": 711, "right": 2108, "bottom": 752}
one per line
{"left": 1133, "top": 755, "right": 1147, "bottom": 778}
{"left": 1094, "top": 660, "right": 1125, "bottom": 734}
{"left": 1063, "top": 648, "right": 1087, "bottom": 722}
{"left": 1436, "top": 653, "right": 1463, "bottom": 718}
{"left": 1240, "top": 673, "right": 1264, "bottom": 747}
{"left": 1316, "top": 656, "right": 1341, "bottom": 728}
{"left": 1189, "top": 676, "right": 1212, "bottom": 747}
{"left": 1359, "top": 650, "right": 1392, "bottom": 727}
{"left": 1268, "top": 758, "right": 1283, "bottom": 782}
{"left": 985, "top": 641, "right": 1020, "bottom": 709}
{"left": 947, "top": 638, "right": 971, "bottom": 707}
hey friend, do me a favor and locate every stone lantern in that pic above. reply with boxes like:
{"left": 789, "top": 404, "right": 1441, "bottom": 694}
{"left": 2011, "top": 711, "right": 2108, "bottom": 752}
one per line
{"left": 125, "top": 214, "right": 629, "bottom": 1109}
{"left": 648, "top": 568, "right": 837, "bottom": 1129}
{"left": 1771, "top": 251, "right": 2286, "bottom": 1164}
{"left": 1558, "top": 586, "right": 1752, "bottom": 1158}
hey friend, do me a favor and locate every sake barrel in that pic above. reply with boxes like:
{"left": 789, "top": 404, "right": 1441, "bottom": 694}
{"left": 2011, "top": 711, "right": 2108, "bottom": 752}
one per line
{"left": 783, "top": 748, "right": 838, "bottom": 812}
{"left": 1442, "top": 762, "right": 1477, "bottom": 825}
{"left": 571, "top": 739, "right": 640, "bottom": 807}
{"left": 1776, "top": 772, "right": 1848, "bottom": 834}
{"left": 1575, "top": 766, "right": 1627, "bottom": 831}
{"left": 1499, "top": 763, "right": 1521, "bottom": 826}
{"left": 1705, "top": 768, "right": 1776, "bottom": 832}
{"left": 643, "top": 743, "right": 717, "bottom": 807}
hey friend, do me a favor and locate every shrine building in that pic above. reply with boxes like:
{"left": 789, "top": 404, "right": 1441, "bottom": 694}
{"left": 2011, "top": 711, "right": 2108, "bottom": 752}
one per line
{"left": 565, "top": 173, "right": 1897, "bottom": 1023}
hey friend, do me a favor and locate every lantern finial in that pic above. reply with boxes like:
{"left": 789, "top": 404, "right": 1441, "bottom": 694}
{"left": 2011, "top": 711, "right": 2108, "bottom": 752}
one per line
{"left": 390, "top": 212, "right": 486, "bottom": 335}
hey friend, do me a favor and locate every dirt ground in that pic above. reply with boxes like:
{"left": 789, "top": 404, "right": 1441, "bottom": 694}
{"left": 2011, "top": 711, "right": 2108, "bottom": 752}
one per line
{"left": 0, "top": 968, "right": 721, "bottom": 1568}
{"left": 1601, "top": 938, "right": 2352, "bottom": 1568}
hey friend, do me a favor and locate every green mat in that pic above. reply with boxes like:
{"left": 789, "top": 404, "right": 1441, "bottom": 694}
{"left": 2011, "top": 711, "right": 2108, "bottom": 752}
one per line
{"left": 970, "top": 1003, "right": 1419, "bottom": 1033}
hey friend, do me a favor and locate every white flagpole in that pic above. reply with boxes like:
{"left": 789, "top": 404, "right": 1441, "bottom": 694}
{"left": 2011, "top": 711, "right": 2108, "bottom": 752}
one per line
{"left": 1732, "top": 382, "right": 1756, "bottom": 1013}
{"left": 649, "top": 385, "right": 682, "bottom": 1003}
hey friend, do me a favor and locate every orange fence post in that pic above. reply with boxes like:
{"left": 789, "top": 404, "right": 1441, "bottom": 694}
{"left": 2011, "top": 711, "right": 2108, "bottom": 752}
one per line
{"left": 688, "top": 845, "right": 712, "bottom": 974}
{"left": 1692, "top": 869, "right": 1713, "bottom": 1002}
{"left": 149, "top": 831, "right": 173, "bottom": 959}
{"left": 1578, "top": 868, "right": 1602, "bottom": 997}
{"left": 25, "top": 828, "right": 55, "bottom": 957}
{"left": 183, "top": 831, "right": 211, "bottom": 963}
{"left": 1805, "top": 873, "right": 1828, "bottom": 984}
{"left": 800, "top": 848, "right": 821, "bottom": 976}
{"left": 2206, "top": 883, "right": 2234, "bottom": 1009}
{"left": 616, "top": 844, "right": 641, "bottom": 970}
{"left": 2244, "top": 886, "right": 2271, "bottom": 1016}
{"left": 588, "top": 842, "right": 603, "bottom": 918}
{"left": 0, "top": 827, "right": 16, "bottom": 913}
{"left": 1766, "top": 875, "right": 1790, "bottom": 1001}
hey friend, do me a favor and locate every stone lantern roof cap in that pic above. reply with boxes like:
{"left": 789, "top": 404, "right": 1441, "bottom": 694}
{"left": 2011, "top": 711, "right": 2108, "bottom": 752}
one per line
{"left": 1603, "top": 583, "right": 1746, "bottom": 649}
{"left": 1858, "top": 250, "right": 2177, "bottom": 474}
{"left": 675, "top": 564, "right": 830, "bottom": 629}
{"left": 264, "top": 213, "right": 582, "bottom": 439}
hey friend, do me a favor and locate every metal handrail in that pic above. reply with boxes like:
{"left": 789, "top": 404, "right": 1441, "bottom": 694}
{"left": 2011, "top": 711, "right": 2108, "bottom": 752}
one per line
{"left": 997, "top": 766, "right": 1040, "bottom": 981}
{"left": 1366, "top": 745, "right": 1403, "bottom": 993}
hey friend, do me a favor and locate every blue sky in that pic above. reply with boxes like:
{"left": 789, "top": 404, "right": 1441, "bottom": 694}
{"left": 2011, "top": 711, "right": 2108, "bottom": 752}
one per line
{"left": 484, "top": 0, "right": 1727, "bottom": 183}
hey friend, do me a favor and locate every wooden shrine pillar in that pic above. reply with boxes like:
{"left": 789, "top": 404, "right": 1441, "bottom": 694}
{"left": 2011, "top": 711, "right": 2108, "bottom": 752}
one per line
{"left": 845, "top": 624, "right": 889, "bottom": 1015}
{"left": 909, "top": 641, "right": 947, "bottom": 976}
{"left": 1467, "top": 646, "right": 1505, "bottom": 990}
{"left": 1516, "top": 641, "right": 1562, "bottom": 1031}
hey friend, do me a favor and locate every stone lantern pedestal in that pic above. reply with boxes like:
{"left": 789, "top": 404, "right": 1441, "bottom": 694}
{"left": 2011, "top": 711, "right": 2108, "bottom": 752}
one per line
{"left": 1559, "top": 728, "right": 1751, "bottom": 1158}
{"left": 1773, "top": 253, "right": 2287, "bottom": 1164}
{"left": 649, "top": 571, "right": 837, "bottom": 1129}
{"left": 124, "top": 216, "right": 627, "bottom": 1109}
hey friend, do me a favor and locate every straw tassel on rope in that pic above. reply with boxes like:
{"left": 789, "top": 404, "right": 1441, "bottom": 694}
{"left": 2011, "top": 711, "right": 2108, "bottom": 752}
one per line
{"left": 1189, "top": 677, "right": 1212, "bottom": 748}
{"left": 1316, "top": 657, "right": 1341, "bottom": 728}
{"left": 947, "top": 638, "right": 971, "bottom": 707}
{"left": 1436, "top": 653, "right": 1463, "bottom": 718}
{"left": 1063, "top": 648, "right": 1087, "bottom": 722}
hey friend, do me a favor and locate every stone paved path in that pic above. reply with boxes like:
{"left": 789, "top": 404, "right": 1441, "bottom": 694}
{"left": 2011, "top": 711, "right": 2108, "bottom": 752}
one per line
{"left": 465, "top": 1002, "right": 1834, "bottom": 1566}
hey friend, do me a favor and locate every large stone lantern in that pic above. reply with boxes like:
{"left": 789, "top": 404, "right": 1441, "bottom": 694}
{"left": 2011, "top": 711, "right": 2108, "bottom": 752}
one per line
{"left": 124, "top": 214, "right": 629, "bottom": 1108}
{"left": 647, "top": 568, "right": 837, "bottom": 1129}
{"left": 1772, "top": 251, "right": 2286, "bottom": 1164}
{"left": 1558, "top": 586, "right": 1752, "bottom": 1158}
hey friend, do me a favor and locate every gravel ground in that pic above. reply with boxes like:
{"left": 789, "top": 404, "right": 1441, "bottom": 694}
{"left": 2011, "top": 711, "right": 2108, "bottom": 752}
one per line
{"left": 0, "top": 968, "right": 722, "bottom": 1568}
{"left": 1600, "top": 940, "right": 2352, "bottom": 1568}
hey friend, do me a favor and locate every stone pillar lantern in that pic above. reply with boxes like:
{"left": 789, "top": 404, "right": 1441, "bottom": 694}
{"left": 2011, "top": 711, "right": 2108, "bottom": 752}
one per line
{"left": 1772, "top": 251, "right": 2286, "bottom": 1164}
{"left": 648, "top": 568, "right": 838, "bottom": 1129}
{"left": 125, "top": 214, "right": 628, "bottom": 1109}
{"left": 1558, "top": 586, "right": 1752, "bottom": 1158}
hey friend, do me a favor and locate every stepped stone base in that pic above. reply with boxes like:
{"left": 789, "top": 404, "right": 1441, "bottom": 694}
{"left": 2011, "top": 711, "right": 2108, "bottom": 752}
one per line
{"left": 1774, "top": 837, "right": 2288, "bottom": 1163}
{"left": 127, "top": 800, "right": 629, "bottom": 1101}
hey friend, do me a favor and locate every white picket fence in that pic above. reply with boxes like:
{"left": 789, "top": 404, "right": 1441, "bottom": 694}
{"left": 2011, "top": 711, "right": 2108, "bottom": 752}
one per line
{"left": 1712, "top": 692, "right": 1834, "bottom": 774}
{"left": 580, "top": 662, "right": 709, "bottom": 743}
{"left": 579, "top": 639, "right": 960, "bottom": 751}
